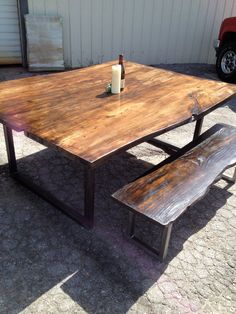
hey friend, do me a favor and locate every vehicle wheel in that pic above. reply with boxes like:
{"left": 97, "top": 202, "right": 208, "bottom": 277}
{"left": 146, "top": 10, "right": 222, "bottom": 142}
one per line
{"left": 216, "top": 42, "right": 236, "bottom": 83}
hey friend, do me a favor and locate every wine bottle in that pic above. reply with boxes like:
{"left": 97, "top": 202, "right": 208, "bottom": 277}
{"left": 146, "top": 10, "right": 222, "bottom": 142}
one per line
{"left": 119, "top": 54, "right": 125, "bottom": 91}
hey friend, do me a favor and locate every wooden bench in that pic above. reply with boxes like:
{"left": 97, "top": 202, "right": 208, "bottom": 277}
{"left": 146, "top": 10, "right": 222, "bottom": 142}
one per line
{"left": 112, "top": 124, "right": 236, "bottom": 260}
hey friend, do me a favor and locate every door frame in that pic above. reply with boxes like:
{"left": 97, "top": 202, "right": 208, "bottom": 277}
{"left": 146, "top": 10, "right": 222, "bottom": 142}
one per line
{"left": 17, "top": 0, "right": 28, "bottom": 67}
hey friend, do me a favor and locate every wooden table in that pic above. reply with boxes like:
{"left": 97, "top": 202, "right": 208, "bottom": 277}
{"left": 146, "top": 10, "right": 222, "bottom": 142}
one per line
{"left": 0, "top": 61, "right": 236, "bottom": 228}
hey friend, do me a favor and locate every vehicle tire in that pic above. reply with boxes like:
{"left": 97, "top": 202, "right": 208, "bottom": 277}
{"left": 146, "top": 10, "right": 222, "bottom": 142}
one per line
{"left": 216, "top": 41, "right": 236, "bottom": 83}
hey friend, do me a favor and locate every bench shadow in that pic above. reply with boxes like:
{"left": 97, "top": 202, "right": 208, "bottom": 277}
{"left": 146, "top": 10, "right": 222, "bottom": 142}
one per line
{"left": 0, "top": 147, "right": 233, "bottom": 313}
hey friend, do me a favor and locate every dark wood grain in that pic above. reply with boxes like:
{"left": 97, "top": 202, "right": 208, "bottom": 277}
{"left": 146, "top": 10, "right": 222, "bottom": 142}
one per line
{"left": 0, "top": 61, "right": 236, "bottom": 166}
{"left": 112, "top": 124, "right": 236, "bottom": 226}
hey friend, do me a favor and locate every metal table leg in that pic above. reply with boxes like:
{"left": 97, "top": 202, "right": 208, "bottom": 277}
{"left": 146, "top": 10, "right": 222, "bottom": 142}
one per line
{"left": 3, "top": 125, "right": 17, "bottom": 174}
{"left": 193, "top": 117, "right": 204, "bottom": 141}
{"left": 128, "top": 212, "right": 135, "bottom": 237}
{"left": 84, "top": 166, "right": 95, "bottom": 228}
{"left": 3, "top": 125, "right": 95, "bottom": 229}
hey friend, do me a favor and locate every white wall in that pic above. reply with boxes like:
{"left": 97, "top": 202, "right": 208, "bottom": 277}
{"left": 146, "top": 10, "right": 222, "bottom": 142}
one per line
{"left": 28, "top": 0, "right": 236, "bottom": 68}
{"left": 0, "top": 0, "right": 22, "bottom": 64}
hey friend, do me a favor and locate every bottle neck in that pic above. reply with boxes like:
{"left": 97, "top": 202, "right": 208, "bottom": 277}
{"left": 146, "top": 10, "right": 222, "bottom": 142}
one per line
{"left": 119, "top": 55, "right": 124, "bottom": 65}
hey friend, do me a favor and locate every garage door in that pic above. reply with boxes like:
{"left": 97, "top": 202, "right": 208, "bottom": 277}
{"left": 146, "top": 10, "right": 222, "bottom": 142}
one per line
{"left": 0, "top": 0, "right": 21, "bottom": 64}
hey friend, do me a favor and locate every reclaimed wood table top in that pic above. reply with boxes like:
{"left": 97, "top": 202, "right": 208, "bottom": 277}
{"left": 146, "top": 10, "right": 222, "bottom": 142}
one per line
{"left": 0, "top": 61, "right": 236, "bottom": 166}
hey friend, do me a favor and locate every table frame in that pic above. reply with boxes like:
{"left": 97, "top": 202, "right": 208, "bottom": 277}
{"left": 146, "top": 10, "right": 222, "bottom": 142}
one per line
{"left": 3, "top": 125, "right": 95, "bottom": 229}
{"left": 3, "top": 117, "right": 204, "bottom": 229}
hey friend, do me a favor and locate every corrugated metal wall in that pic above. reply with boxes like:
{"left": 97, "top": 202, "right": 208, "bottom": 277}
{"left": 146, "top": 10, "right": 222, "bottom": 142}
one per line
{"left": 28, "top": 0, "right": 236, "bottom": 68}
{"left": 0, "top": 0, "right": 22, "bottom": 64}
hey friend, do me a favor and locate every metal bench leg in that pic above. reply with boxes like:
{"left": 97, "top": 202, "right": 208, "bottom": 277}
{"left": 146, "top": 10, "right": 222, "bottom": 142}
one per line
{"left": 128, "top": 211, "right": 173, "bottom": 261}
{"left": 159, "top": 223, "right": 173, "bottom": 261}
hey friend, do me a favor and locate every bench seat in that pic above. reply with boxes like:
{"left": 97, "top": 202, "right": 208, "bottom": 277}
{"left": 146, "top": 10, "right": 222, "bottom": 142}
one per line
{"left": 112, "top": 124, "right": 236, "bottom": 260}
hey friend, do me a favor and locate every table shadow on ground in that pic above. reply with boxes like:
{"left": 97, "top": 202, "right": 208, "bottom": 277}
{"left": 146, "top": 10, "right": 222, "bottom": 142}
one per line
{"left": 227, "top": 101, "right": 236, "bottom": 113}
{"left": 0, "top": 148, "right": 233, "bottom": 313}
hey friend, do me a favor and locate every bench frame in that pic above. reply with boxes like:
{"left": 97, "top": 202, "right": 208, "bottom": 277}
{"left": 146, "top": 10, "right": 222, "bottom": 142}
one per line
{"left": 127, "top": 168, "right": 235, "bottom": 261}
{"left": 115, "top": 124, "right": 236, "bottom": 261}
{"left": 128, "top": 212, "right": 173, "bottom": 260}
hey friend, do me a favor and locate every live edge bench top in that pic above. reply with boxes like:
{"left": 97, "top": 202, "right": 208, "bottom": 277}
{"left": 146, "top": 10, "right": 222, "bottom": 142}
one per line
{"left": 0, "top": 61, "right": 236, "bottom": 166}
{"left": 113, "top": 124, "right": 236, "bottom": 226}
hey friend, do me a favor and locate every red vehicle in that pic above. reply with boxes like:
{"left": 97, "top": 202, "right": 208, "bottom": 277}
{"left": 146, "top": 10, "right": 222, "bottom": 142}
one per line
{"left": 215, "top": 17, "right": 236, "bottom": 82}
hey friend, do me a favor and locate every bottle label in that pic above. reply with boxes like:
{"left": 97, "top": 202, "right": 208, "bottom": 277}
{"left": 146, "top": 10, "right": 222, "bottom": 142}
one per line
{"left": 121, "top": 79, "right": 125, "bottom": 89}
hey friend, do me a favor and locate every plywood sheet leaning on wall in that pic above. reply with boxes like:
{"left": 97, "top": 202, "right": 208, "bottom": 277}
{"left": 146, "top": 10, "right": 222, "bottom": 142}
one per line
{"left": 25, "top": 15, "right": 65, "bottom": 71}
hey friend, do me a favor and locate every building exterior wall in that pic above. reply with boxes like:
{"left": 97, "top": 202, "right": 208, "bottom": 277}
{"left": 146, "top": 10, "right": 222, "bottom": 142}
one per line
{"left": 28, "top": 0, "right": 236, "bottom": 68}
{"left": 0, "top": 0, "right": 22, "bottom": 64}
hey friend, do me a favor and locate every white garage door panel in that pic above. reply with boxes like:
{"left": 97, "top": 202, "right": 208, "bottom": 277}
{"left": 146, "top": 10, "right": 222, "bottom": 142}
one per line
{"left": 0, "top": 24, "right": 21, "bottom": 33}
{"left": 0, "top": 11, "right": 18, "bottom": 19}
{"left": 0, "top": 33, "right": 21, "bottom": 40}
{"left": 0, "top": 0, "right": 21, "bottom": 64}
{"left": 0, "top": 50, "right": 20, "bottom": 57}
{"left": 1, "top": 6, "right": 18, "bottom": 13}
{"left": 1, "top": 0, "right": 17, "bottom": 4}
{"left": 0, "top": 19, "right": 19, "bottom": 26}
{"left": 0, "top": 47, "right": 19, "bottom": 52}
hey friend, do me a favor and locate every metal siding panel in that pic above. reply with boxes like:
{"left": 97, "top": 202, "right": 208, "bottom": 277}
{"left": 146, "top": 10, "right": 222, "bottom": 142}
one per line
{"left": 207, "top": 0, "right": 226, "bottom": 64}
{"left": 189, "top": 0, "right": 209, "bottom": 63}
{"left": 57, "top": 0, "right": 71, "bottom": 68}
{"left": 233, "top": 0, "right": 236, "bottom": 15}
{"left": 223, "top": 0, "right": 234, "bottom": 19}
{"left": 122, "top": 0, "right": 134, "bottom": 60}
{"left": 199, "top": 0, "right": 218, "bottom": 63}
{"left": 91, "top": 0, "right": 103, "bottom": 65}
{"left": 101, "top": 0, "right": 113, "bottom": 62}
{"left": 29, "top": 0, "right": 236, "bottom": 67}
{"left": 27, "top": 0, "right": 34, "bottom": 13}
{"left": 180, "top": 0, "right": 198, "bottom": 63}
{"left": 112, "top": 0, "right": 124, "bottom": 60}
{"left": 69, "top": 0, "right": 82, "bottom": 67}
{"left": 44, "top": 0, "right": 58, "bottom": 16}
{"left": 141, "top": 0, "right": 155, "bottom": 64}
{"left": 183, "top": 0, "right": 201, "bottom": 63}
{"left": 158, "top": 0, "right": 174, "bottom": 63}
{"left": 166, "top": 0, "right": 182, "bottom": 63}
{"left": 31, "top": 0, "right": 46, "bottom": 15}
{"left": 149, "top": 0, "right": 164, "bottom": 65}
{"left": 131, "top": 0, "right": 145, "bottom": 63}
{"left": 80, "top": 0, "right": 92, "bottom": 66}
{"left": 176, "top": 0, "right": 193, "bottom": 63}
